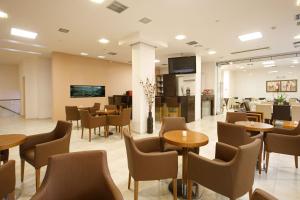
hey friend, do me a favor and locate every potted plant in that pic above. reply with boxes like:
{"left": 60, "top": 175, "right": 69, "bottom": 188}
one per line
{"left": 275, "top": 93, "right": 286, "bottom": 105}
{"left": 140, "top": 78, "right": 156, "bottom": 133}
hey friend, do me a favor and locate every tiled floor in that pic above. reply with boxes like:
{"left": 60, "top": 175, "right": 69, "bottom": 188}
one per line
{"left": 0, "top": 108, "right": 299, "bottom": 200}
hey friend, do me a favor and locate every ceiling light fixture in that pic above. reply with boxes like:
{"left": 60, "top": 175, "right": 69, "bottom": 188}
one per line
{"left": 294, "top": 34, "right": 300, "bottom": 40}
{"left": 175, "top": 35, "right": 186, "bottom": 40}
{"left": 293, "top": 60, "right": 299, "bottom": 64}
{"left": 263, "top": 64, "right": 276, "bottom": 68}
{"left": 90, "top": 0, "right": 105, "bottom": 4}
{"left": 290, "top": 65, "right": 296, "bottom": 68}
{"left": 10, "top": 28, "right": 37, "bottom": 39}
{"left": 0, "top": 47, "right": 41, "bottom": 55}
{"left": 97, "top": 55, "right": 105, "bottom": 59}
{"left": 238, "top": 32, "right": 263, "bottom": 42}
{"left": 240, "top": 66, "right": 245, "bottom": 69}
{"left": 208, "top": 50, "right": 216, "bottom": 55}
{"left": 80, "top": 52, "right": 88, "bottom": 56}
{"left": 297, "top": 0, "right": 300, "bottom": 6}
{"left": 268, "top": 70, "right": 278, "bottom": 73}
{"left": 154, "top": 59, "right": 160, "bottom": 63}
{"left": 98, "top": 38, "right": 110, "bottom": 44}
{"left": 1, "top": 39, "right": 46, "bottom": 48}
{"left": 262, "top": 60, "right": 275, "bottom": 65}
{"left": 0, "top": 10, "right": 8, "bottom": 18}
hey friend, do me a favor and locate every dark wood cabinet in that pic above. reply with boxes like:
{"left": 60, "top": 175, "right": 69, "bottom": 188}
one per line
{"left": 163, "top": 74, "right": 177, "bottom": 96}
{"left": 179, "top": 96, "right": 195, "bottom": 123}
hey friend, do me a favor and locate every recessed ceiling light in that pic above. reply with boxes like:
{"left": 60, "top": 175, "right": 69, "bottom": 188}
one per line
{"left": 229, "top": 62, "right": 233, "bottom": 65}
{"left": 240, "top": 66, "right": 245, "bottom": 69}
{"left": 175, "top": 35, "right": 186, "bottom": 40}
{"left": 1, "top": 39, "right": 46, "bottom": 48}
{"left": 90, "top": 0, "right": 105, "bottom": 4}
{"left": 294, "top": 34, "right": 300, "bottom": 40}
{"left": 0, "top": 47, "right": 41, "bottom": 55}
{"left": 11, "top": 28, "right": 37, "bottom": 39}
{"left": 0, "top": 10, "right": 8, "bottom": 18}
{"left": 97, "top": 55, "right": 105, "bottom": 59}
{"left": 98, "top": 38, "right": 110, "bottom": 44}
{"left": 263, "top": 64, "right": 276, "bottom": 68}
{"left": 238, "top": 32, "right": 263, "bottom": 42}
{"left": 154, "top": 59, "right": 160, "bottom": 63}
{"left": 290, "top": 65, "right": 296, "bottom": 68}
{"left": 297, "top": 0, "right": 300, "bottom": 6}
{"left": 262, "top": 60, "right": 275, "bottom": 65}
{"left": 268, "top": 70, "right": 278, "bottom": 73}
{"left": 80, "top": 52, "right": 88, "bottom": 56}
{"left": 208, "top": 50, "right": 216, "bottom": 55}
{"left": 292, "top": 60, "right": 299, "bottom": 64}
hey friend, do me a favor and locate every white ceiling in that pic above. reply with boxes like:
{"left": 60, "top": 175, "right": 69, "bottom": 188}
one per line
{"left": 0, "top": 0, "right": 299, "bottom": 65}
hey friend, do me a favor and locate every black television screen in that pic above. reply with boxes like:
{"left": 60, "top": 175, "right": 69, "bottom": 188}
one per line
{"left": 168, "top": 56, "right": 196, "bottom": 74}
{"left": 70, "top": 85, "right": 105, "bottom": 98}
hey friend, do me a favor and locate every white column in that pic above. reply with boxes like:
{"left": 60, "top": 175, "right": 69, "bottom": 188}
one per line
{"left": 131, "top": 43, "right": 156, "bottom": 133}
{"left": 195, "top": 52, "right": 202, "bottom": 121}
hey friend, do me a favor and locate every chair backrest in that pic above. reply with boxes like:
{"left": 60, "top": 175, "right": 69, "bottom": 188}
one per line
{"left": 31, "top": 151, "right": 123, "bottom": 200}
{"left": 251, "top": 188, "right": 278, "bottom": 200}
{"left": 65, "top": 106, "right": 80, "bottom": 121}
{"left": 53, "top": 120, "right": 72, "bottom": 140}
{"left": 159, "top": 117, "right": 187, "bottom": 136}
{"left": 105, "top": 105, "right": 117, "bottom": 111}
{"left": 79, "top": 110, "right": 91, "bottom": 128}
{"left": 255, "top": 104, "right": 272, "bottom": 120}
{"left": 272, "top": 105, "right": 291, "bottom": 121}
{"left": 120, "top": 108, "right": 131, "bottom": 125}
{"left": 291, "top": 106, "right": 300, "bottom": 122}
{"left": 0, "top": 160, "right": 15, "bottom": 199}
{"left": 226, "top": 112, "right": 248, "bottom": 123}
{"left": 232, "top": 139, "right": 261, "bottom": 197}
{"left": 244, "top": 101, "right": 251, "bottom": 111}
{"left": 93, "top": 103, "right": 100, "bottom": 110}
{"left": 123, "top": 132, "right": 139, "bottom": 179}
{"left": 217, "top": 122, "right": 252, "bottom": 147}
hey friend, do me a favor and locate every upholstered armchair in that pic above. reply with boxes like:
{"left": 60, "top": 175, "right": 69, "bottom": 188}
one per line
{"left": 159, "top": 117, "right": 199, "bottom": 154}
{"left": 0, "top": 149, "right": 9, "bottom": 164}
{"left": 31, "top": 151, "right": 123, "bottom": 200}
{"left": 65, "top": 106, "right": 80, "bottom": 128}
{"left": 264, "top": 122, "right": 300, "bottom": 173}
{"left": 80, "top": 110, "right": 107, "bottom": 141}
{"left": 251, "top": 188, "right": 278, "bottom": 200}
{"left": 217, "top": 121, "right": 263, "bottom": 173}
{"left": 107, "top": 108, "right": 131, "bottom": 138}
{"left": 187, "top": 139, "right": 261, "bottom": 200}
{"left": 124, "top": 132, "right": 178, "bottom": 200}
{"left": 226, "top": 112, "right": 248, "bottom": 123}
{"left": 0, "top": 160, "right": 15, "bottom": 200}
{"left": 20, "top": 121, "right": 72, "bottom": 191}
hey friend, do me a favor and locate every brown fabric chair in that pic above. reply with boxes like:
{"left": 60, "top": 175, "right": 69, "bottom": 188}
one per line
{"left": 251, "top": 188, "right": 278, "bottom": 200}
{"left": 226, "top": 112, "right": 248, "bottom": 123}
{"left": 105, "top": 104, "right": 117, "bottom": 111}
{"left": 264, "top": 121, "right": 300, "bottom": 173}
{"left": 187, "top": 139, "right": 261, "bottom": 200}
{"left": 19, "top": 121, "right": 72, "bottom": 191}
{"left": 107, "top": 108, "right": 131, "bottom": 138}
{"left": 217, "top": 121, "right": 263, "bottom": 174}
{"left": 31, "top": 151, "right": 123, "bottom": 200}
{"left": 159, "top": 117, "right": 199, "bottom": 154}
{"left": 124, "top": 131, "right": 178, "bottom": 200}
{"left": 80, "top": 110, "right": 108, "bottom": 141}
{"left": 88, "top": 103, "right": 101, "bottom": 116}
{"left": 0, "top": 160, "right": 15, "bottom": 200}
{"left": 65, "top": 106, "right": 80, "bottom": 128}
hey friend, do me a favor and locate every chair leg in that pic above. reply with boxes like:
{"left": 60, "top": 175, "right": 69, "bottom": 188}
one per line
{"left": 258, "top": 144, "right": 262, "bottom": 174}
{"left": 249, "top": 187, "right": 253, "bottom": 199}
{"left": 115, "top": 126, "right": 118, "bottom": 132}
{"left": 7, "top": 190, "right": 15, "bottom": 200}
{"left": 128, "top": 124, "right": 131, "bottom": 132}
{"left": 76, "top": 120, "right": 79, "bottom": 129}
{"left": 128, "top": 173, "right": 131, "bottom": 189}
{"left": 134, "top": 180, "right": 139, "bottom": 200}
{"left": 81, "top": 128, "right": 84, "bottom": 139}
{"left": 99, "top": 127, "right": 101, "bottom": 136}
{"left": 187, "top": 179, "right": 192, "bottom": 200}
{"left": 21, "top": 159, "right": 25, "bottom": 182}
{"left": 121, "top": 126, "right": 123, "bottom": 139}
{"left": 266, "top": 152, "right": 270, "bottom": 174}
{"left": 35, "top": 168, "right": 40, "bottom": 191}
{"left": 295, "top": 156, "right": 298, "bottom": 168}
{"left": 173, "top": 178, "right": 177, "bottom": 200}
{"left": 89, "top": 129, "right": 91, "bottom": 142}
{"left": 94, "top": 128, "right": 96, "bottom": 135}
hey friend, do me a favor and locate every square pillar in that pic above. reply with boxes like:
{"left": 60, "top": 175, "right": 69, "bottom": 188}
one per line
{"left": 195, "top": 53, "right": 202, "bottom": 121}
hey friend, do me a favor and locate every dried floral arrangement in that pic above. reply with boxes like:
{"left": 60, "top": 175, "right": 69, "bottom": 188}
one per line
{"left": 140, "top": 78, "right": 156, "bottom": 112}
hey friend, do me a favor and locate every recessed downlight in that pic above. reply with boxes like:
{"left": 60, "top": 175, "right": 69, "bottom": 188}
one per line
{"left": 11, "top": 28, "right": 38, "bottom": 39}
{"left": 238, "top": 32, "right": 263, "bottom": 42}
{"left": 154, "top": 59, "right": 160, "bottom": 63}
{"left": 240, "top": 66, "right": 245, "bottom": 69}
{"left": 208, "top": 50, "right": 216, "bottom": 55}
{"left": 293, "top": 60, "right": 299, "bottom": 64}
{"left": 80, "top": 52, "right": 88, "bottom": 56}
{"left": 97, "top": 55, "right": 105, "bottom": 59}
{"left": 263, "top": 64, "right": 275, "bottom": 68}
{"left": 294, "top": 34, "right": 300, "bottom": 40}
{"left": 98, "top": 38, "right": 110, "bottom": 44}
{"left": 290, "top": 65, "right": 296, "bottom": 68}
{"left": 175, "top": 35, "right": 186, "bottom": 40}
{"left": 0, "top": 10, "right": 8, "bottom": 18}
{"left": 268, "top": 70, "right": 278, "bottom": 73}
{"left": 90, "top": 0, "right": 105, "bottom": 4}
{"left": 262, "top": 60, "right": 275, "bottom": 65}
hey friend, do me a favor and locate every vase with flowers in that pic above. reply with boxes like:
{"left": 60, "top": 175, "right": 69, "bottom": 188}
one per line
{"left": 140, "top": 78, "right": 156, "bottom": 133}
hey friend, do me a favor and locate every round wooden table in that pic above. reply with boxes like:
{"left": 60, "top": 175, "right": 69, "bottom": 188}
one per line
{"left": 163, "top": 130, "right": 209, "bottom": 198}
{"left": 0, "top": 134, "right": 26, "bottom": 164}
{"left": 235, "top": 121, "right": 274, "bottom": 132}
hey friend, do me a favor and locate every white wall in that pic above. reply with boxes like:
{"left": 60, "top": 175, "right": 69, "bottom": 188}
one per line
{"left": 201, "top": 62, "right": 216, "bottom": 91}
{"left": 231, "top": 66, "right": 300, "bottom": 99}
{"left": 0, "top": 64, "right": 20, "bottom": 113}
{"left": 19, "top": 57, "right": 52, "bottom": 119}
{"left": 177, "top": 74, "right": 196, "bottom": 96}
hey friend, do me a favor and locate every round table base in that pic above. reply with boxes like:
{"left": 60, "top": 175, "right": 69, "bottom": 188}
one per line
{"left": 168, "top": 179, "right": 200, "bottom": 199}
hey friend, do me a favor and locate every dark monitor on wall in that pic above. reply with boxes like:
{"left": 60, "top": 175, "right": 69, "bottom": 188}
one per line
{"left": 70, "top": 85, "right": 105, "bottom": 98}
{"left": 168, "top": 56, "right": 196, "bottom": 74}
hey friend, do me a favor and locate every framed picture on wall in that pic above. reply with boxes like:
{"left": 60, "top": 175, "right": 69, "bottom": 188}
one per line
{"left": 280, "top": 79, "right": 297, "bottom": 92}
{"left": 266, "top": 80, "right": 280, "bottom": 92}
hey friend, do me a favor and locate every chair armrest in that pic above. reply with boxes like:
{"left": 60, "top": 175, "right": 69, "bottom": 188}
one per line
{"left": 250, "top": 132, "right": 263, "bottom": 140}
{"left": 215, "top": 142, "right": 238, "bottom": 162}
{"left": 90, "top": 116, "right": 107, "bottom": 126}
{"left": 0, "top": 160, "right": 15, "bottom": 196}
{"left": 271, "top": 128, "right": 298, "bottom": 136}
{"left": 20, "top": 132, "right": 54, "bottom": 153}
{"left": 35, "top": 138, "right": 70, "bottom": 168}
{"left": 265, "top": 133, "right": 300, "bottom": 154}
{"left": 251, "top": 188, "right": 278, "bottom": 200}
{"left": 135, "top": 137, "right": 162, "bottom": 153}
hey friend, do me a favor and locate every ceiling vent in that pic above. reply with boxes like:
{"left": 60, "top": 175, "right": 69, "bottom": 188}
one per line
{"left": 107, "top": 52, "right": 117, "bottom": 55}
{"left": 107, "top": 1, "right": 128, "bottom": 13}
{"left": 58, "top": 28, "right": 70, "bottom": 33}
{"left": 230, "top": 47, "right": 270, "bottom": 55}
{"left": 186, "top": 41, "right": 198, "bottom": 46}
{"left": 139, "top": 17, "right": 152, "bottom": 24}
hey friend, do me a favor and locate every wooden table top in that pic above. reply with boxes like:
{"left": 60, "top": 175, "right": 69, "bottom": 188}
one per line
{"left": 235, "top": 121, "right": 274, "bottom": 132}
{"left": 282, "top": 121, "right": 299, "bottom": 129}
{"left": 163, "top": 130, "right": 209, "bottom": 148}
{"left": 0, "top": 134, "right": 27, "bottom": 151}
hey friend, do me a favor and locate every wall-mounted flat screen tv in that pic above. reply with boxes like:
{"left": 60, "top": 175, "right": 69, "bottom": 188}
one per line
{"left": 70, "top": 85, "right": 105, "bottom": 98}
{"left": 168, "top": 56, "right": 196, "bottom": 74}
